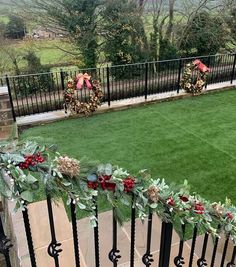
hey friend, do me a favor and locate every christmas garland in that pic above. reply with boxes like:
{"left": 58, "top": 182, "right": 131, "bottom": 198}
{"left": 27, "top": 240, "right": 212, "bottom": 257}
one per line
{"left": 0, "top": 141, "right": 236, "bottom": 242}
{"left": 64, "top": 73, "right": 103, "bottom": 116}
{"left": 180, "top": 59, "right": 210, "bottom": 95}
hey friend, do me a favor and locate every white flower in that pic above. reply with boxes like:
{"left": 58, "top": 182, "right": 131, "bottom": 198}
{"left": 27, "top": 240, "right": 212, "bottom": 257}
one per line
{"left": 7, "top": 171, "right": 11, "bottom": 175}
{"left": 8, "top": 160, "right": 11, "bottom": 164}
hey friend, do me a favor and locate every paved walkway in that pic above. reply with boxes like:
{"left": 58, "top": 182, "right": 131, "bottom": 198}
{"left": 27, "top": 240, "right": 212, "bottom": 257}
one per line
{"left": 17, "top": 81, "right": 236, "bottom": 127}
{"left": 7, "top": 199, "right": 234, "bottom": 267}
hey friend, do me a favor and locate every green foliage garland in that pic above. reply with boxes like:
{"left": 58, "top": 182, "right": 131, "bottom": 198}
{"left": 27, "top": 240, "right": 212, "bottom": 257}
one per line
{"left": 1, "top": 141, "right": 236, "bottom": 242}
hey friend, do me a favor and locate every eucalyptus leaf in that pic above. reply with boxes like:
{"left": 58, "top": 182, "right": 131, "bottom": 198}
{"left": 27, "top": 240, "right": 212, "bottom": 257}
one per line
{"left": 149, "top": 203, "right": 158, "bottom": 209}
{"left": 97, "top": 164, "right": 105, "bottom": 173}
{"left": 77, "top": 202, "right": 86, "bottom": 210}
{"left": 66, "top": 198, "right": 71, "bottom": 205}
{"left": 21, "top": 190, "right": 34, "bottom": 202}
{"left": 21, "top": 142, "right": 38, "bottom": 155}
{"left": 120, "top": 197, "right": 130, "bottom": 206}
{"left": 9, "top": 154, "right": 25, "bottom": 163}
{"left": 105, "top": 164, "right": 112, "bottom": 175}
{"left": 62, "top": 181, "right": 71, "bottom": 187}
{"left": 90, "top": 217, "right": 97, "bottom": 228}
{"left": 26, "top": 174, "right": 38, "bottom": 184}
{"left": 225, "top": 224, "right": 233, "bottom": 232}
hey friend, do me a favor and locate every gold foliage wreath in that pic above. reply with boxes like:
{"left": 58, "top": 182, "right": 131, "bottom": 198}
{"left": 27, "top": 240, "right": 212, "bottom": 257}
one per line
{"left": 64, "top": 75, "right": 103, "bottom": 117}
{"left": 180, "top": 61, "right": 208, "bottom": 95}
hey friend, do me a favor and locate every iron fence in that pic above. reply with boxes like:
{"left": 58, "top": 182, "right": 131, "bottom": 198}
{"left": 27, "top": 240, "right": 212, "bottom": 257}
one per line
{"left": 1, "top": 195, "right": 236, "bottom": 267}
{"left": 1, "top": 53, "right": 236, "bottom": 118}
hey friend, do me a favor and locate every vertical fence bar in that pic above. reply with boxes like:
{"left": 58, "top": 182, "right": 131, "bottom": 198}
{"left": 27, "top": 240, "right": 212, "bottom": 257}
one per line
{"left": 174, "top": 224, "right": 186, "bottom": 267}
{"left": 220, "top": 234, "right": 229, "bottom": 267}
{"left": 197, "top": 233, "right": 209, "bottom": 267}
{"left": 60, "top": 69, "right": 66, "bottom": 113}
{"left": 93, "top": 197, "right": 100, "bottom": 267}
{"left": 210, "top": 225, "right": 221, "bottom": 267}
{"left": 0, "top": 214, "right": 13, "bottom": 267}
{"left": 231, "top": 53, "right": 236, "bottom": 84}
{"left": 108, "top": 206, "right": 121, "bottom": 266}
{"left": 70, "top": 202, "right": 80, "bottom": 267}
{"left": 22, "top": 208, "right": 37, "bottom": 267}
{"left": 188, "top": 225, "right": 198, "bottom": 267}
{"left": 130, "top": 194, "right": 136, "bottom": 267}
{"left": 5, "top": 75, "right": 16, "bottom": 122}
{"left": 144, "top": 62, "right": 148, "bottom": 100}
{"left": 205, "top": 56, "right": 211, "bottom": 89}
{"left": 177, "top": 59, "right": 182, "bottom": 93}
{"left": 46, "top": 195, "right": 62, "bottom": 267}
{"left": 142, "top": 210, "right": 153, "bottom": 266}
{"left": 158, "top": 222, "right": 173, "bottom": 267}
{"left": 226, "top": 245, "right": 236, "bottom": 267}
{"left": 107, "top": 66, "right": 111, "bottom": 106}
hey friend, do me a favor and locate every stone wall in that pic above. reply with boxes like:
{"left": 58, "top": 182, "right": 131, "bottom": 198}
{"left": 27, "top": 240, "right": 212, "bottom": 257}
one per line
{"left": 0, "top": 86, "right": 16, "bottom": 141}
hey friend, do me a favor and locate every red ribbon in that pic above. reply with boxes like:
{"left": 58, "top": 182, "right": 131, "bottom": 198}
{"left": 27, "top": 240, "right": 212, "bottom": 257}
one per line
{"left": 193, "top": 59, "right": 210, "bottom": 73}
{"left": 98, "top": 175, "right": 116, "bottom": 191}
{"left": 76, "top": 73, "right": 92, "bottom": 90}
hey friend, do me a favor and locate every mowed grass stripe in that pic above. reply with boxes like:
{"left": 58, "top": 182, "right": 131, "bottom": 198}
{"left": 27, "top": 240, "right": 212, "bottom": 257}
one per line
{"left": 21, "top": 89, "right": 236, "bottom": 203}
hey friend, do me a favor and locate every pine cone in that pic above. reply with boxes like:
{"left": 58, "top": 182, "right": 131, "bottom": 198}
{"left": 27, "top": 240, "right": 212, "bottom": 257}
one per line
{"left": 57, "top": 156, "right": 80, "bottom": 178}
{"left": 147, "top": 186, "right": 160, "bottom": 203}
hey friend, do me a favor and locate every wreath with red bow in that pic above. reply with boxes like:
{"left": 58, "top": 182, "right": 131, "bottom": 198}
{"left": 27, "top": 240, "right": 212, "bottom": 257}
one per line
{"left": 64, "top": 73, "right": 103, "bottom": 116}
{"left": 180, "top": 59, "right": 210, "bottom": 95}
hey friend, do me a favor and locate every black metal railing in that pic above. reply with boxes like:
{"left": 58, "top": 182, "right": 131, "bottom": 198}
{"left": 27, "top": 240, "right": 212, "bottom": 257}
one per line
{"left": 0, "top": 53, "right": 235, "bottom": 118}
{"left": 0, "top": 214, "right": 13, "bottom": 267}
{"left": 1, "top": 195, "right": 236, "bottom": 267}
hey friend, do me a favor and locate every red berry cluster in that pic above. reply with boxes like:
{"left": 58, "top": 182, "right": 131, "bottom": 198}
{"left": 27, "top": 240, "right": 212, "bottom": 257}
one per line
{"left": 179, "top": 195, "right": 189, "bottom": 202}
{"left": 19, "top": 153, "right": 45, "bottom": 169}
{"left": 123, "top": 177, "right": 135, "bottom": 193}
{"left": 87, "top": 181, "right": 99, "bottom": 189}
{"left": 194, "top": 202, "right": 205, "bottom": 214}
{"left": 226, "top": 211, "right": 234, "bottom": 221}
{"left": 166, "top": 197, "right": 175, "bottom": 206}
{"left": 98, "top": 175, "right": 116, "bottom": 191}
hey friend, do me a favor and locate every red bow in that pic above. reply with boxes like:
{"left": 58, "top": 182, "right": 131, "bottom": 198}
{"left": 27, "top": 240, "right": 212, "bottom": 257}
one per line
{"left": 76, "top": 73, "right": 92, "bottom": 90}
{"left": 193, "top": 59, "right": 210, "bottom": 73}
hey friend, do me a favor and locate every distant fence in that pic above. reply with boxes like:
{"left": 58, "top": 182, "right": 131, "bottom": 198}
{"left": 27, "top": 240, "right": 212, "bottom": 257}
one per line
{"left": 1, "top": 53, "right": 236, "bottom": 117}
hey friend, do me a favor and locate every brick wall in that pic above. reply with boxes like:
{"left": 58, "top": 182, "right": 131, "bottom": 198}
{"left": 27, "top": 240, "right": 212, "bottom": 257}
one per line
{"left": 0, "top": 87, "right": 16, "bottom": 140}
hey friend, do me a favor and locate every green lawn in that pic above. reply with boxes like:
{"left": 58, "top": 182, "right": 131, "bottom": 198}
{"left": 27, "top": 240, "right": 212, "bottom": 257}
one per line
{"left": 20, "top": 89, "right": 236, "bottom": 204}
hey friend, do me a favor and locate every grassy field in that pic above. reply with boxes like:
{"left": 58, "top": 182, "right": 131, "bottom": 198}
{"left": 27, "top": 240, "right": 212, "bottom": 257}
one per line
{"left": 0, "top": 39, "right": 78, "bottom": 75}
{"left": 21, "top": 89, "right": 236, "bottom": 204}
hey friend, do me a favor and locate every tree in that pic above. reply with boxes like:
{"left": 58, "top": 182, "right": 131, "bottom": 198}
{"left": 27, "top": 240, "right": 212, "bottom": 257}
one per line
{"left": 0, "top": 37, "right": 22, "bottom": 75}
{"left": 222, "top": 0, "right": 236, "bottom": 48}
{"left": 13, "top": 0, "right": 102, "bottom": 68}
{"left": 4, "top": 15, "right": 26, "bottom": 39}
{"left": 102, "top": 0, "right": 149, "bottom": 67}
{"left": 144, "top": 0, "right": 178, "bottom": 61}
{"left": 178, "top": 11, "right": 227, "bottom": 56}
{"left": 21, "top": 51, "right": 52, "bottom": 94}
